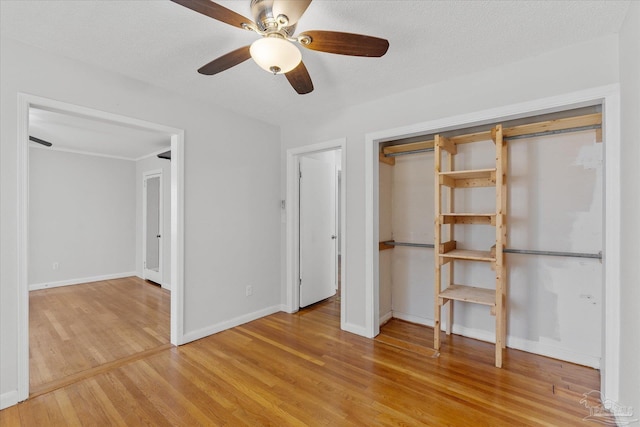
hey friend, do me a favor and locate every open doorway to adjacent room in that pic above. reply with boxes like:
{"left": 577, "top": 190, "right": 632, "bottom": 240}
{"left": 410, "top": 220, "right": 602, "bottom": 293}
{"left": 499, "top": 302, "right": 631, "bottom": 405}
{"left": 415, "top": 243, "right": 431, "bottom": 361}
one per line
{"left": 17, "top": 94, "right": 184, "bottom": 400}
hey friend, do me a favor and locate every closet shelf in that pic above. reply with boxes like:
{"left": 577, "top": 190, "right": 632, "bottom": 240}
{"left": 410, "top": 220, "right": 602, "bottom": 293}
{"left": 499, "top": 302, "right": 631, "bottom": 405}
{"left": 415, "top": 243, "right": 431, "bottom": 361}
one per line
{"left": 439, "top": 168, "right": 496, "bottom": 188}
{"left": 441, "top": 213, "right": 496, "bottom": 225}
{"left": 439, "top": 249, "right": 495, "bottom": 262}
{"left": 438, "top": 285, "right": 495, "bottom": 306}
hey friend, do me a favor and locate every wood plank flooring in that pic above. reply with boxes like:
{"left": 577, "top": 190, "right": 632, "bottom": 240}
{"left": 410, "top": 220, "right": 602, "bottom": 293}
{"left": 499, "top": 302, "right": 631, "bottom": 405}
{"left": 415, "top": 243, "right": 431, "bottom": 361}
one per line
{"left": 29, "top": 277, "right": 170, "bottom": 396}
{"left": 3, "top": 293, "right": 600, "bottom": 425}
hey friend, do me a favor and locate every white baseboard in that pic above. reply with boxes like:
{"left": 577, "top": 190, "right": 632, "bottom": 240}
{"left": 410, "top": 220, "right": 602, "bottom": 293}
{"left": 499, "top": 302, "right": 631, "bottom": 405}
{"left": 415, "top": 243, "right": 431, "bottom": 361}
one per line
{"left": 29, "top": 271, "right": 138, "bottom": 291}
{"left": 278, "top": 304, "right": 293, "bottom": 313}
{"left": 390, "top": 311, "right": 601, "bottom": 369}
{"left": 391, "top": 311, "right": 433, "bottom": 328}
{"left": 379, "top": 310, "right": 393, "bottom": 326}
{"left": 181, "top": 305, "right": 282, "bottom": 344}
{"left": 342, "top": 322, "right": 372, "bottom": 338}
{"left": 0, "top": 390, "right": 19, "bottom": 410}
{"left": 133, "top": 275, "right": 171, "bottom": 291}
{"left": 505, "top": 334, "right": 601, "bottom": 369}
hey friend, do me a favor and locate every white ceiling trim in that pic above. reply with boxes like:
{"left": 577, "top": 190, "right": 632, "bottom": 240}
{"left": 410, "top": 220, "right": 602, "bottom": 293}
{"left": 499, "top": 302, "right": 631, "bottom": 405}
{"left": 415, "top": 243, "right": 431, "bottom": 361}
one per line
{"left": 28, "top": 143, "right": 138, "bottom": 162}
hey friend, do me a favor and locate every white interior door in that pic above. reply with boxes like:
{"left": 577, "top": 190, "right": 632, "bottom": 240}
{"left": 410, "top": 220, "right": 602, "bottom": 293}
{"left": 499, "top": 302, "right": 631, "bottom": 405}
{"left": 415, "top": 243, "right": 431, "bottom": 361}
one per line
{"left": 143, "top": 172, "right": 162, "bottom": 284}
{"left": 299, "top": 156, "right": 337, "bottom": 307}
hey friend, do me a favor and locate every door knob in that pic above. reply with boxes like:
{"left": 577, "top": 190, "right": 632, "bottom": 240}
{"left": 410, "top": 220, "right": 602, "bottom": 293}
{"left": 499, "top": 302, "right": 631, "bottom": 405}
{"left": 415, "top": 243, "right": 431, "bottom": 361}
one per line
{"left": 331, "top": 235, "right": 337, "bottom": 239}
{"left": 156, "top": 234, "right": 161, "bottom": 238}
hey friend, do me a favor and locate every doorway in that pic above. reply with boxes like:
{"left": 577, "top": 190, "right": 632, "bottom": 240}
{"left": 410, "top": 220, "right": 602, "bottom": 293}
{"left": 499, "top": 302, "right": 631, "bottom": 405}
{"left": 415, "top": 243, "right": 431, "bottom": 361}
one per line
{"left": 143, "top": 171, "right": 163, "bottom": 285}
{"left": 16, "top": 93, "right": 185, "bottom": 402}
{"left": 286, "top": 139, "right": 346, "bottom": 326}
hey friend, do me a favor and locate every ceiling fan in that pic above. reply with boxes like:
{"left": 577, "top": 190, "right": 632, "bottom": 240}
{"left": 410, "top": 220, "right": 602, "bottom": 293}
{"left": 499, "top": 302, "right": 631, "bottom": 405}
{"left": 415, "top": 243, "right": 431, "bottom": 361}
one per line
{"left": 170, "top": 0, "right": 390, "bottom": 94}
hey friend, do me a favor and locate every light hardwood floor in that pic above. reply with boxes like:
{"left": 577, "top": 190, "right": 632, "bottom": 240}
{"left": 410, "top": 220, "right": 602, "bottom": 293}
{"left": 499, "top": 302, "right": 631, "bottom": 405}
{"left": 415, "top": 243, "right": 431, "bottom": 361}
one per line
{"left": 2, "top": 292, "right": 600, "bottom": 425}
{"left": 29, "top": 277, "right": 170, "bottom": 396}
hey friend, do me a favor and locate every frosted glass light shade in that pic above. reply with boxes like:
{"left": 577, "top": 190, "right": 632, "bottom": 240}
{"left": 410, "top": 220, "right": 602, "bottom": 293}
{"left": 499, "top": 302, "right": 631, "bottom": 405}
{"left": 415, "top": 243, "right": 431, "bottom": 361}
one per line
{"left": 250, "top": 37, "right": 302, "bottom": 74}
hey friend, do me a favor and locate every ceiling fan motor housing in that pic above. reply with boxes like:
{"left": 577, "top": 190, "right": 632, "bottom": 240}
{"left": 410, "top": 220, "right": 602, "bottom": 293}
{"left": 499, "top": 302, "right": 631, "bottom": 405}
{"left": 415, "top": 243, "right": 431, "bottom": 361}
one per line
{"left": 250, "top": 0, "right": 297, "bottom": 36}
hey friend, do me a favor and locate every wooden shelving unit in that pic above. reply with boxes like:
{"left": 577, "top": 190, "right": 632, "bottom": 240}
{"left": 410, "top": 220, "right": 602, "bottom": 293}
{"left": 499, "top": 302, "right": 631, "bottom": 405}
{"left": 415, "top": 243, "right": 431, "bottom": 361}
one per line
{"left": 434, "top": 124, "right": 508, "bottom": 368}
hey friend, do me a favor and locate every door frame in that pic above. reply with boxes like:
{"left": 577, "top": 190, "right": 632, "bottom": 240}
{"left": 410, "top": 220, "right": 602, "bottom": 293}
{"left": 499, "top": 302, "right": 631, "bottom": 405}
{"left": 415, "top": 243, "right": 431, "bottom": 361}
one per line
{"left": 142, "top": 169, "right": 164, "bottom": 286}
{"left": 364, "top": 84, "right": 621, "bottom": 400}
{"left": 286, "top": 139, "right": 346, "bottom": 325}
{"left": 16, "top": 93, "right": 185, "bottom": 402}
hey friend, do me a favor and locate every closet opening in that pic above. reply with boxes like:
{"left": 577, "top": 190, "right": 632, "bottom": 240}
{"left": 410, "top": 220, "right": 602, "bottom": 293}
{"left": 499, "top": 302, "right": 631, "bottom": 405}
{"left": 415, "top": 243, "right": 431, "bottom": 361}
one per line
{"left": 377, "top": 105, "right": 604, "bottom": 368}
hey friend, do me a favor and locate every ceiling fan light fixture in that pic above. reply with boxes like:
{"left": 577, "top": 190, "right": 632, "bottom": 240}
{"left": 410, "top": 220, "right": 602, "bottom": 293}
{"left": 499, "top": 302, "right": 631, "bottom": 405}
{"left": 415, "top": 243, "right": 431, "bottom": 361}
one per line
{"left": 250, "top": 37, "right": 301, "bottom": 75}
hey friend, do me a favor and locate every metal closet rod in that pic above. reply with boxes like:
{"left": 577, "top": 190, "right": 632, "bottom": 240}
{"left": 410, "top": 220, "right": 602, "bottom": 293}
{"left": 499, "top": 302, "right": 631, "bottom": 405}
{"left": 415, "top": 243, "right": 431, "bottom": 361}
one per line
{"left": 381, "top": 241, "right": 602, "bottom": 260}
{"left": 384, "top": 124, "right": 601, "bottom": 158}
{"left": 383, "top": 241, "right": 435, "bottom": 248}
{"left": 387, "top": 147, "right": 434, "bottom": 157}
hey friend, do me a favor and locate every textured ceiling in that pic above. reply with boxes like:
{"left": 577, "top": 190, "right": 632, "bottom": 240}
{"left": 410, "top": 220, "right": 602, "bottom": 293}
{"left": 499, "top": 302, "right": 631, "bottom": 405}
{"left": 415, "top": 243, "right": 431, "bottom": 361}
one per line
{"left": 1, "top": 0, "right": 631, "bottom": 131}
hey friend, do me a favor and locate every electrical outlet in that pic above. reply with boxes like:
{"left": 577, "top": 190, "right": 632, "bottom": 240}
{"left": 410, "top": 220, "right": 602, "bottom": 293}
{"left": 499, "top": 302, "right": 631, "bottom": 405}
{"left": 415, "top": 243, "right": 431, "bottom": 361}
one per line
{"left": 245, "top": 285, "right": 253, "bottom": 297}
{"left": 52, "top": 262, "right": 59, "bottom": 270}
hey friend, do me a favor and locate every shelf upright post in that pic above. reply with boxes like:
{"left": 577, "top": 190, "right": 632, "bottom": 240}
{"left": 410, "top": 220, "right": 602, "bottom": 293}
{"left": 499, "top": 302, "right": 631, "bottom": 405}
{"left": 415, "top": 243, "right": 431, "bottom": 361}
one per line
{"left": 433, "top": 135, "right": 443, "bottom": 350}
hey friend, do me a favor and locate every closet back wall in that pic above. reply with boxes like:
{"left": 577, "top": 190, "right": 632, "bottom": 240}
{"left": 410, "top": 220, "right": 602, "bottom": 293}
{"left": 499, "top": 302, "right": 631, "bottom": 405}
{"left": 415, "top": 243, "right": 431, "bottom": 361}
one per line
{"left": 379, "top": 129, "right": 603, "bottom": 368}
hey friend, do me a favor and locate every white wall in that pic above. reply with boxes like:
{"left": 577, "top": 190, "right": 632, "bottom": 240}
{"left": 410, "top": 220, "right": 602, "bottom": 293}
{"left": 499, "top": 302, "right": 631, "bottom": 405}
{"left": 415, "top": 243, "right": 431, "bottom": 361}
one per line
{"left": 385, "top": 131, "right": 603, "bottom": 366}
{"left": 28, "top": 148, "right": 136, "bottom": 288}
{"left": 1, "top": 38, "right": 281, "bottom": 406}
{"left": 281, "top": 34, "right": 619, "bottom": 333}
{"left": 136, "top": 154, "right": 171, "bottom": 289}
{"left": 618, "top": 0, "right": 640, "bottom": 414}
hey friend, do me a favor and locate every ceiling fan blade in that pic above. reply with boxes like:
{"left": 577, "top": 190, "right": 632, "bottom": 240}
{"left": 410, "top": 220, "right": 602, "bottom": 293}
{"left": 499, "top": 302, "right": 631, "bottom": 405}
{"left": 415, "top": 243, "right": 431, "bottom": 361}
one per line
{"left": 197, "top": 46, "right": 251, "bottom": 75}
{"left": 272, "top": 0, "right": 312, "bottom": 26}
{"left": 285, "top": 61, "right": 313, "bottom": 95}
{"left": 299, "top": 30, "right": 389, "bottom": 57}
{"left": 29, "top": 136, "right": 53, "bottom": 147}
{"left": 170, "top": 0, "right": 254, "bottom": 30}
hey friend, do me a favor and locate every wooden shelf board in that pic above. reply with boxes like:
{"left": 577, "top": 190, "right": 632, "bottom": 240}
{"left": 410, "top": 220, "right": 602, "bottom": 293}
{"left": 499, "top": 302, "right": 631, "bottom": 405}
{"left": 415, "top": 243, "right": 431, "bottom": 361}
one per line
{"left": 440, "top": 249, "right": 495, "bottom": 262}
{"left": 441, "top": 213, "right": 496, "bottom": 225}
{"left": 440, "top": 169, "right": 495, "bottom": 179}
{"left": 442, "top": 213, "right": 496, "bottom": 217}
{"left": 379, "top": 241, "right": 395, "bottom": 251}
{"left": 503, "top": 113, "right": 602, "bottom": 139}
{"left": 439, "top": 169, "right": 496, "bottom": 188}
{"left": 383, "top": 139, "right": 434, "bottom": 155}
{"left": 439, "top": 285, "right": 495, "bottom": 306}
{"left": 450, "top": 130, "right": 493, "bottom": 145}
{"left": 378, "top": 153, "right": 395, "bottom": 165}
